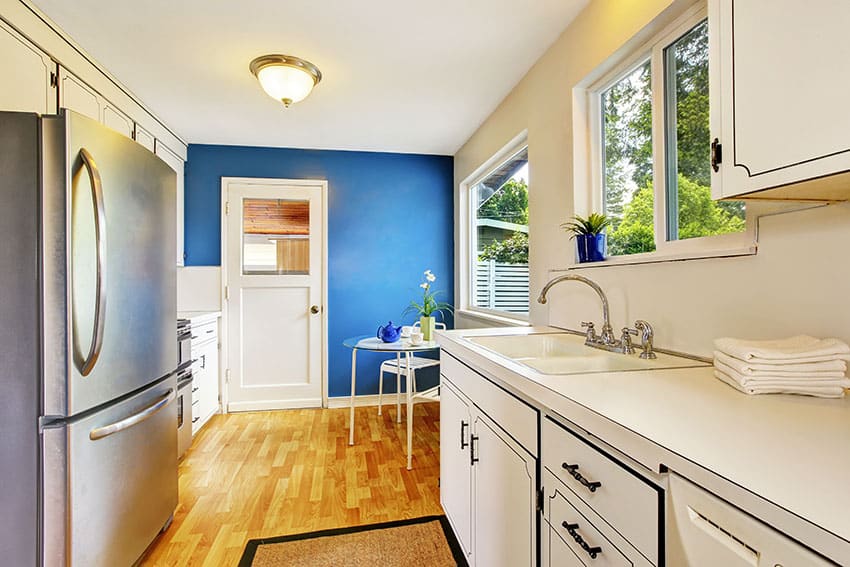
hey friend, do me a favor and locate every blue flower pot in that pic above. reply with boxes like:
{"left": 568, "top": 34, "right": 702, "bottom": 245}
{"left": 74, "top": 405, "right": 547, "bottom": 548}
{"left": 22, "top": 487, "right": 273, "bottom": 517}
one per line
{"left": 576, "top": 233, "right": 607, "bottom": 263}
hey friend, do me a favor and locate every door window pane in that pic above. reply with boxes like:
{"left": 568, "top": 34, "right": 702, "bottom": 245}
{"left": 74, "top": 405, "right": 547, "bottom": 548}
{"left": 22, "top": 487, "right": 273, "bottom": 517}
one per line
{"left": 472, "top": 147, "right": 529, "bottom": 315}
{"left": 602, "top": 60, "right": 655, "bottom": 255}
{"left": 242, "top": 198, "right": 309, "bottom": 275}
{"left": 665, "top": 19, "right": 745, "bottom": 241}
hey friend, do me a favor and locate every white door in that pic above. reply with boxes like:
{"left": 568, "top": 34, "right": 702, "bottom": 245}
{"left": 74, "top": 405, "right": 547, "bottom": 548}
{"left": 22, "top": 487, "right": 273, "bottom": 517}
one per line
{"left": 225, "top": 180, "right": 325, "bottom": 411}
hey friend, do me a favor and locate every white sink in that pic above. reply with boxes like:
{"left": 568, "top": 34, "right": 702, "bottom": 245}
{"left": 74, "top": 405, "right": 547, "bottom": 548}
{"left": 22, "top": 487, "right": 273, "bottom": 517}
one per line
{"left": 465, "top": 333, "right": 709, "bottom": 375}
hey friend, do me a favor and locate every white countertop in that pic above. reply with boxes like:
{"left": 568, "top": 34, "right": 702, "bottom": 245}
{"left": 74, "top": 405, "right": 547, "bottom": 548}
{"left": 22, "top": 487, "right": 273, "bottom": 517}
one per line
{"left": 177, "top": 310, "right": 221, "bottom": 325}
{"left": 436, "top": 326, "right": 850, "bottom": 560}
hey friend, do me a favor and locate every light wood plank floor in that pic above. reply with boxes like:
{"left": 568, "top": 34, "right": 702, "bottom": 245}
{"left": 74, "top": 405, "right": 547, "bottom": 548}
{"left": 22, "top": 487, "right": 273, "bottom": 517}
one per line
{"left": 139, "top": 403, "right": 443, "bottom": 566}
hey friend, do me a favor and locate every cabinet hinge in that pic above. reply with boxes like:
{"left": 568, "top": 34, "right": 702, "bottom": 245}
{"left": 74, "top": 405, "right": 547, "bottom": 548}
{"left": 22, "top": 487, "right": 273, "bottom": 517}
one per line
{"left": 225, "top": 369, "right": 231, "bottom": 384}
{"left": 49, "top": 71, "right": 58, "bottom": 87}
{"left": 224, "top": 285, "right": 229, "bottom": 301}
{"left": 536, "top": 487, "right": 544, "bottom": 512}
{"left": 225, "top": 201, "right": 229, "bottom": 215}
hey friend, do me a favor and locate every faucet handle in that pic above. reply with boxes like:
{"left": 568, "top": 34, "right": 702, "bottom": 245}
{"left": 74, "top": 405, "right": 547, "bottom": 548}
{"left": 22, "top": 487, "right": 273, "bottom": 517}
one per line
{"left": 620, "top": 327, "right": 637, "bottom": 354}
{"left": 634, "top": 320, "right": 657, "bottom": 359}
{"left": 580, "top": 321, "right": 597, "bottom": 343}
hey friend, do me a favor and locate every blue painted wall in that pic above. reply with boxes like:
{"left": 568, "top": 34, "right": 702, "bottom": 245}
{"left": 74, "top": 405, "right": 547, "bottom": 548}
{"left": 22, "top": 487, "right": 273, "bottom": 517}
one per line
{"left": 185, "top": 144, "right": 454, "bottom": 398}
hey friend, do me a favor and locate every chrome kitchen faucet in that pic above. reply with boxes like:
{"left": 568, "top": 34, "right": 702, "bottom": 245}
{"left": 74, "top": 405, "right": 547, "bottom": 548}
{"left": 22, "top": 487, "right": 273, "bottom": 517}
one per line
{"left": 537, "top": 274, "right": 656, "bottom": 358}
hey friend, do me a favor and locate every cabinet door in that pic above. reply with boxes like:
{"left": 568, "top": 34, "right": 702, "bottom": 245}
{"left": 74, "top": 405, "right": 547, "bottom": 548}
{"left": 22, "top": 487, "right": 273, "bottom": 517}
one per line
{"left": 59, "top": 69, "right": 101, "bottom": 122}
{"left": 440, "top": 380, "right": 473, "bottom": 560}
{"left": 0, "top": 19, "right": 56, "bottom": 114}
{"left": 710, "top": 0, "right": 850, "bottom": 199}
{"left": 154, "top": 141, "right": 186, "bottom": 266}
{"left": 541, "top": 527, "right": 586, "bottom": 567}
{"left": 102, "top": 102, "right": 133, "bottom": 138}
{"left": 134, "top": 124, "right": 156, "bottom": 152}
{"left": 197, "top": 339, "right": 219, "bottom": 423}
{"left": 473, "top": 415, "right": 537, "bottom": 567}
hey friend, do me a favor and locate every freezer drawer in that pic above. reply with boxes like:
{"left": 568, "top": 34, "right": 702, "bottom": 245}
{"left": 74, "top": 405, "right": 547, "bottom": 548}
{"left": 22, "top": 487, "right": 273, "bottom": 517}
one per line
{"left": 42, "top": 377, "right": 178, "bottom": 566}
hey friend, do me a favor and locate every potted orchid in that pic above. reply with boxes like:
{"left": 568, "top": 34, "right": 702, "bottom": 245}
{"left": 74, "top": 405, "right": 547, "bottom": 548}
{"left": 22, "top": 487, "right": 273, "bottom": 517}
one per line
{"left": 403, "top": 269, "right": 452, "bottom": 341}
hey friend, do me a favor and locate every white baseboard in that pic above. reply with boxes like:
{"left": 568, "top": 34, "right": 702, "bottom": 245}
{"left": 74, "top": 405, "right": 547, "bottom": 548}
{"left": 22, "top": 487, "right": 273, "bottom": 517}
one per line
{"left": 227, "top": 398, "right": 322, "bottom": 412}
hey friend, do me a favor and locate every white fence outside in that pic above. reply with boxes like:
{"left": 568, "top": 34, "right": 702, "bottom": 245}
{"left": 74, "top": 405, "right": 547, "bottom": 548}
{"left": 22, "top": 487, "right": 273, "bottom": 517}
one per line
{"left": 475, "top": 261, "right": 529, "bottom": 314}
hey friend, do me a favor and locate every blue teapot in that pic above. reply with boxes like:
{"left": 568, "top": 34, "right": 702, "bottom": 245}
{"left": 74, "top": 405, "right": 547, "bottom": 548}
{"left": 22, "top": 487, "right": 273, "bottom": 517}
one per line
{"left": 377, "top": 321, "right": 403, "bottom": 343}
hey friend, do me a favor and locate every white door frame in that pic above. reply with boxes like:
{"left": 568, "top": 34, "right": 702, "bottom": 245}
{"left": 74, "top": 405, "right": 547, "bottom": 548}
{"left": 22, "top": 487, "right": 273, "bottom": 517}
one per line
{"left": 219, "top": 176, "right": 329, "bottom": 410}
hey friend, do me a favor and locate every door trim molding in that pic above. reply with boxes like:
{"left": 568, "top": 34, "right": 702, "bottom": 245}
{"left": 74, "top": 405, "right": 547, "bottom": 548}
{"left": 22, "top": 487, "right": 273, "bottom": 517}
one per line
{"left": 219, "top": 176, "right": 329, "bottom": 410}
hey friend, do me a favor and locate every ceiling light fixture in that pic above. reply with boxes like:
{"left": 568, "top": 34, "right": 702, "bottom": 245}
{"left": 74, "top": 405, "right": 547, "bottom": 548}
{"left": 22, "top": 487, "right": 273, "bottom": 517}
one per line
{"left": 249, "top": 54, "right": 322, "bottom": 108}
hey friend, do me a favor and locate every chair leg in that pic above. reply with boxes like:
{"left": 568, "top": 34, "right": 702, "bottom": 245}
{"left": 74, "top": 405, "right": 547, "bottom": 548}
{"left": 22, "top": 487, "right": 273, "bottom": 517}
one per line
{"left": 395, "top": 353, "right": 402, "bottom": 424}
{"left": 378, "top": 366, "right": 383, "bottom": 415}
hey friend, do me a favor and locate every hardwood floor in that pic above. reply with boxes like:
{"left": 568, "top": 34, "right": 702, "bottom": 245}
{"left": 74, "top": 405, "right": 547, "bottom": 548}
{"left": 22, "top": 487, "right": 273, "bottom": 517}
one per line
{"left": 139, "top": 403, "right": 443, "bottom": 566}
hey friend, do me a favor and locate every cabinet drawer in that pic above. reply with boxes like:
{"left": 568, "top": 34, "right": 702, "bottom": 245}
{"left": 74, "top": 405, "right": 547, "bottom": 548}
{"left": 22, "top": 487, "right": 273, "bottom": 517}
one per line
{"left": 543, "top": 418, "right": 660, "bottom": 564}
{"left": 191, "top": 320, "right": 217, "bottom": 348}
{"left": 547, "top": 485, "right": 630, "bottom": 567}
{"left": 441, "top": 352, "right": 538, "bottom": 455}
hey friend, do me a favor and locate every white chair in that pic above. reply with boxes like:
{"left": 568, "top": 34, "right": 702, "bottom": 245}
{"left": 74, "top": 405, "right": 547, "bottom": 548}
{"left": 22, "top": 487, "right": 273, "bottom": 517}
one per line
{"left": 377, "top": 321, "right": 446, "bottom": 469}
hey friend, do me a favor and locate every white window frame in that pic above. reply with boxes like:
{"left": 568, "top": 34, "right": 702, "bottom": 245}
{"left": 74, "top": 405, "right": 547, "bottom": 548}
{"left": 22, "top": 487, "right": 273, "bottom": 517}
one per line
{"left": 578, "top": 3, "right": 756, "bottom": 267}
{"left": 458, "top": 132, "right": 530, "bottom": 323}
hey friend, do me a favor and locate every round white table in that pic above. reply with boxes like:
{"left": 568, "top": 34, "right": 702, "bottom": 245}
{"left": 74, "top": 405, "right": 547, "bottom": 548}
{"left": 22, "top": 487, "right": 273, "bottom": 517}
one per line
{"left": 343, "top": 335, "right": 440, "bottom": 469}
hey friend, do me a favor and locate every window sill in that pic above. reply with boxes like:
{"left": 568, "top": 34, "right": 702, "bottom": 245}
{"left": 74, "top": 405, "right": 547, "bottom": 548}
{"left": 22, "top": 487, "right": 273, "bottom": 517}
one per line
{"left": 456, "top": 309, "right": 531, "bottom": 327}
{"left": 560, "top": 242, "right": 757, "bottom": 270}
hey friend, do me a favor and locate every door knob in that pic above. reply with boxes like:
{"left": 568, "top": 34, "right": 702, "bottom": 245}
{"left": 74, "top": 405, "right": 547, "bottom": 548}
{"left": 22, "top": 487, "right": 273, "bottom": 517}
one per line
{"left": 310, "top": 305, "right": 320, "bottom": 314}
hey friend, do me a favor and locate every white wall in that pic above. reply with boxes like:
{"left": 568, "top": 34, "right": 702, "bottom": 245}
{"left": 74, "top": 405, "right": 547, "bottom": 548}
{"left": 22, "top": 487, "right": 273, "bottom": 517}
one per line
{"left": 454, "top": 0, "right": 850, "bottom": 355}
{"left": 176, "top": 267, "right": 221, "bottom": 312}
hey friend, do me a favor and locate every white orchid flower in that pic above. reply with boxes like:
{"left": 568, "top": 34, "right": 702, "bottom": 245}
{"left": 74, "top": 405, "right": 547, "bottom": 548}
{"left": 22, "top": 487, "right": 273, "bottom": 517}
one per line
{"left": 420, "top": 282, "right": 429, "bottom": 289}
{"left": 425, "top": 271, "right": 436, "bottom": 282}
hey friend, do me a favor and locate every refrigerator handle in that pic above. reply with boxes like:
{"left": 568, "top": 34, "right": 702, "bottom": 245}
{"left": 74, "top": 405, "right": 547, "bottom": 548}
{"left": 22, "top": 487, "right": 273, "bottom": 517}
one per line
{"left": 78, "top": 148, "right": 107, "bottom": 376}
{"left": 89, "top": 388, "right": 175, "bottom": 441}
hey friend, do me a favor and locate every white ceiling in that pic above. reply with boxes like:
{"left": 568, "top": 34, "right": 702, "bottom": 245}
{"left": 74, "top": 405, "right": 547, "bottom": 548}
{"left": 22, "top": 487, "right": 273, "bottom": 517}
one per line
{"left": 32, "top": 0, "right": 588, "bottom": 155}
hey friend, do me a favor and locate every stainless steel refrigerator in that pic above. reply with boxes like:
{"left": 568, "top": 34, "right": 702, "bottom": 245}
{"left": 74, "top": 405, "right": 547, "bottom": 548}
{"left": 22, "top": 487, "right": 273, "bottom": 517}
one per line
{"left": 0, "top": 110, "right": 178, "bottom": 566}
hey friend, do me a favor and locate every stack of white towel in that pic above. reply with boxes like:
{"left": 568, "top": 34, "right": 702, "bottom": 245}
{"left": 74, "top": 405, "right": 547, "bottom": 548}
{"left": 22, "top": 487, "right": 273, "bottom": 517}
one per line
{"left": 713, "top": 335, "right": 850, "bottom": 398}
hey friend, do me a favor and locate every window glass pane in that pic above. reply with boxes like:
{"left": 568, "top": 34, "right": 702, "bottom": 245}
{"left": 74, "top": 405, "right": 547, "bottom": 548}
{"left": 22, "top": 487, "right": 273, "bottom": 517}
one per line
{"left": 665, "top": 19, "right": 745, "bottom": 241}
{"left": 242, "top": 198, "right": 310, "bottom": 275}
{"left": 472, "top": 147, "right": 529, "bottom": 315}
{"left": 602, "top": 61, "right": 655, "bottom": 255}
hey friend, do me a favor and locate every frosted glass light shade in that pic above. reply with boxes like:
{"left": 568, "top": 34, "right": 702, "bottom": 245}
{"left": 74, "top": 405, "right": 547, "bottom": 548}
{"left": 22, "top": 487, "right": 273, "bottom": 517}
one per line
{"left": 249, "top": 55, "right": 322, "bottom": 107}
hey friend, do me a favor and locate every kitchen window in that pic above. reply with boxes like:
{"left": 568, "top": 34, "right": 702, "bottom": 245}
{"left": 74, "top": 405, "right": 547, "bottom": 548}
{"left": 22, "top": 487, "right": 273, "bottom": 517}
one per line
{"left": 460, "top": 138, "right": 529, "bottom": 321}
{"left": 585, "top": 5, "right": 753, "bottom": 263}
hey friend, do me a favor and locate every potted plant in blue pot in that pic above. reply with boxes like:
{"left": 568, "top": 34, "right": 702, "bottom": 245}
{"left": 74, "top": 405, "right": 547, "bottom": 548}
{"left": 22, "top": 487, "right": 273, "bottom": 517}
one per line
{"left": 561, "top": 213, "right": 611, "bottom": 263}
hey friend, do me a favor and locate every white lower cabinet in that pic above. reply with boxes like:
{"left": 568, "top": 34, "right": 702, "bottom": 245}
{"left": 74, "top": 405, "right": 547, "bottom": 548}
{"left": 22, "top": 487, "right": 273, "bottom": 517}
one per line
{"left": 440, "top": 354, "right": 538, "bottom": 567}
{"left": 439, "top": 381, "right": 473, "bottom": 558}
{"left": 190, "top": 320, "right": 220, "bottom": 435}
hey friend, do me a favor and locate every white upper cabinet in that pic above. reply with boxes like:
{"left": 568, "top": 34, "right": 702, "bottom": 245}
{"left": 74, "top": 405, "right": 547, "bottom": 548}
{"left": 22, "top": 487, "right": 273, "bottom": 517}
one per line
{"left": 0, "top": 18, "right": 56, "bottom": 114}
{"left": 59, "top": 68, "right": 132, "bottom": 139}
{"left": 155, "top": 140, "right": 186, "bottom": 267}
{"left": 710, "top": 0, "right": 850, "bottom": 200}
{"left": 133, "top": 124, "right": 156, "bottom": 152}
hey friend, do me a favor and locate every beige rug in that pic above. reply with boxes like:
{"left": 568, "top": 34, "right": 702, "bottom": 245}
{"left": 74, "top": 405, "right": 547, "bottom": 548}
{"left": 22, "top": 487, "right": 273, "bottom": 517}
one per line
{"left": 239, "top": 516, "right": 466, "bottom": 567}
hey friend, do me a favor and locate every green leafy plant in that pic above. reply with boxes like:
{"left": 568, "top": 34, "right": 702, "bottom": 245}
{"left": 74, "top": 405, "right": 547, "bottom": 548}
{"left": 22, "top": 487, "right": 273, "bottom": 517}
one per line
{"left": 478, "top": 231, "right": 528, "bottom": 264}
{"left": 403, "top": 270, "right": 453, "bottom": 319}
{"left": 560, "top": 213, "right": 612, "bottom": 239}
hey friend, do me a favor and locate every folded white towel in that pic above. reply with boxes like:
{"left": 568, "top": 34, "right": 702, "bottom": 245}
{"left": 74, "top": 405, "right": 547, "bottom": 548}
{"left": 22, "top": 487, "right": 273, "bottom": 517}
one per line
{"left": 713, "top": 351, "right": 847, "bottom": 378}
{"left": 714, "top": 359, "right": 850, "bottom": 389}
{"left": 714, "top": 370, "right": 849, "bottom": 398}
{"left": 714, "top": 335, "right": 850, "bottom": 364}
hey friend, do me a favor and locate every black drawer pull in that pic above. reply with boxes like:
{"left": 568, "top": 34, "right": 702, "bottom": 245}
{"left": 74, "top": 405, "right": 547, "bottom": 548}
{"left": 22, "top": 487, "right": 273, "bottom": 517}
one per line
{"left": 192, "top": 416, "right": 199, "bottom": 423}
{"left": 460, "top": 420, "right": 469, "bottom": 449}
{"left": 470, "top": 434, "right": 479, "bottom": 465}
{"left": 562, "top": 463, "right": 602, "bottom": 492}
{"left": 562, "top": 521, "right": 602, "bottom": 559}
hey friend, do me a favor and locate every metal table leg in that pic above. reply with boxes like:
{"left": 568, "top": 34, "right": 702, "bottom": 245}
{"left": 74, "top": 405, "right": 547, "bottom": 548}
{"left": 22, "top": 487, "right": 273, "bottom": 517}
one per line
{"left": 349, "top": 347, "right": 357, "bottom": 445}
{"left": 396, "top": 352, "right": 402, "bottom": 423}
{"left": 406, "top": 351, "right": 413, "bottom": 470}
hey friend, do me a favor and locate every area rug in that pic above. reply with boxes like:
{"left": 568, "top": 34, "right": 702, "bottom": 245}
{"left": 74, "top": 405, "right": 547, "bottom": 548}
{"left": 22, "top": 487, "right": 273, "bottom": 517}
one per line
{"left": 238, "top": 515, "right": 467, "bottom": 567}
